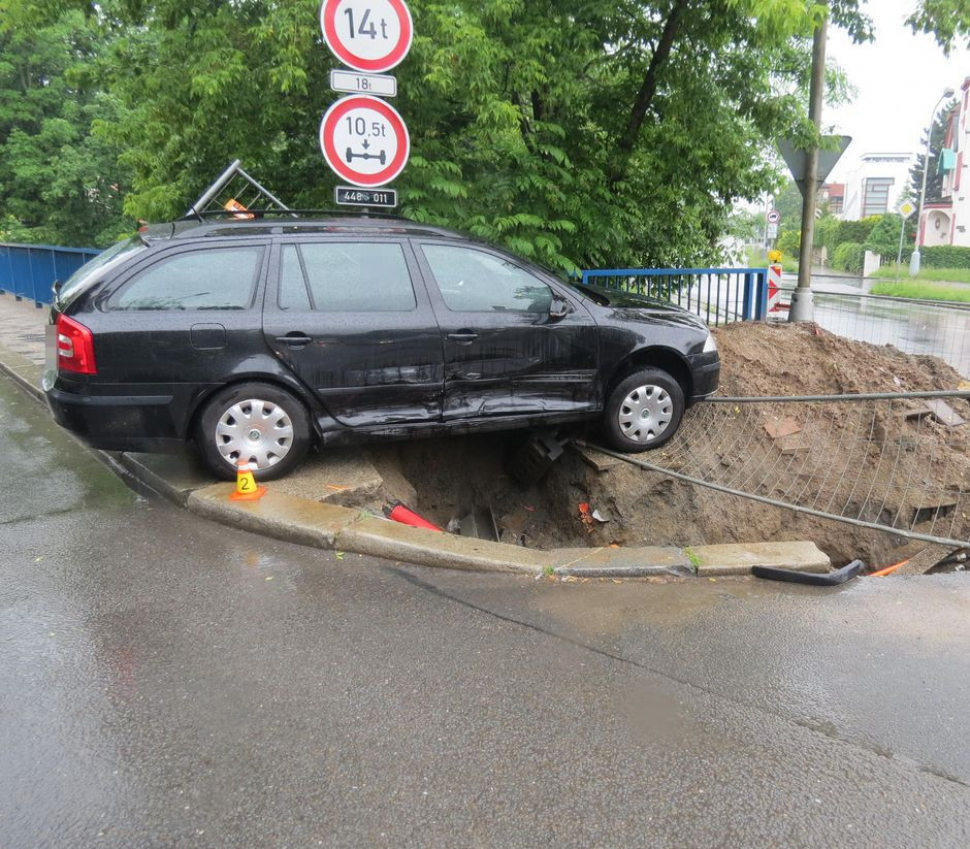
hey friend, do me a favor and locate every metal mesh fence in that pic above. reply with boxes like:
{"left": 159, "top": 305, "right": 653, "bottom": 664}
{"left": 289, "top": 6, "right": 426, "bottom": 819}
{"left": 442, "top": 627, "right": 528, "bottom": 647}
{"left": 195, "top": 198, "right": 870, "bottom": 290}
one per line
{"left": 777, "top": 287, "right": 970, "bottom": 379}
{"left": 589, "top": 392, "right": 970, "bottom": 548}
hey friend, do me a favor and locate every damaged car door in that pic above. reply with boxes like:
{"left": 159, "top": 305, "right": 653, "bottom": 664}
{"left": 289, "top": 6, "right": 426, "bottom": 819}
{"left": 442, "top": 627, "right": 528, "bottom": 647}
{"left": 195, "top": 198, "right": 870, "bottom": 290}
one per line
{"left": 414, "top": 241, "right": 599, "bottom": 420}
{"left": 262, "top": 238, "right": 444, "bottom": 428}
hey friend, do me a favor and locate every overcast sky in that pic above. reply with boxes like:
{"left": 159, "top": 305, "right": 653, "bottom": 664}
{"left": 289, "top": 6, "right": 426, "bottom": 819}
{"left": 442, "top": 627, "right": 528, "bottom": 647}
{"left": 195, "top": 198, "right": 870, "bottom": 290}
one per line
{"left": 825, "top": 0, "right": 970, "bottom": 181}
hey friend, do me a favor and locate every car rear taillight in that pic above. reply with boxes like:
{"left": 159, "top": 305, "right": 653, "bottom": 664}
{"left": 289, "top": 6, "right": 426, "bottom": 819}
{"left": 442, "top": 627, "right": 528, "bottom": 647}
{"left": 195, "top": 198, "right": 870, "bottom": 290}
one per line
{"left": 55, "top": 313, "right": 97, "bottom": 375}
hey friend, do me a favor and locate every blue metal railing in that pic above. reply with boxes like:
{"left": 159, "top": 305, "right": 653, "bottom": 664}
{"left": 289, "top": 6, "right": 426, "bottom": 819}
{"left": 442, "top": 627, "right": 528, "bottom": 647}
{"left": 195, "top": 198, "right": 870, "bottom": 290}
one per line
{"left": 0, "top": 242, "right": 102, "bottom": 307}
{"left": 580, "top": 267, "right": 770, "bottom": 327}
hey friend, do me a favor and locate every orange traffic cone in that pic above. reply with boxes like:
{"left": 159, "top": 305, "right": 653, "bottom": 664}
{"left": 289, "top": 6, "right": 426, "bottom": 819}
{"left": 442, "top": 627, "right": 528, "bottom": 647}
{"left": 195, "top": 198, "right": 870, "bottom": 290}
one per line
{"left": 229, "top": 460, "right": 267, "bottom": 501}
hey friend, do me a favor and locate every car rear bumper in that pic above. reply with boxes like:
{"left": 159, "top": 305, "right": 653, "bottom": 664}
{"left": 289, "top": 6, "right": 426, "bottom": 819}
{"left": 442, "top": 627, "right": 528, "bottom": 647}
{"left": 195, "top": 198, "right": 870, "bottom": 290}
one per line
{"left": 45, "top": 386, "right": 186, "bottom": 453}
{"left": 688, "top": 352, "right": 720, "bottom": 401}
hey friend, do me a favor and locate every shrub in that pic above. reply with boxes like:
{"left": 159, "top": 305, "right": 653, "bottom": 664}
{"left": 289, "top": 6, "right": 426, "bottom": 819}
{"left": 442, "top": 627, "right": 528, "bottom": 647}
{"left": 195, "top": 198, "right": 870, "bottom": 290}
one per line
{"left": 864, "top": 214, "right": 902, "bottom": 257}
{"left": 921, "top": 245, "right": 970, "bottom": 269}
{"left": 776, "top": 228, "right": 800, "bottom": 257}
{"left": 814, "top": 215, "right": 840, "bottom": 256}
{"left": 837, "top": 216, "right": 881, "bottom": 246}
{"left": 832, "top": 241, "right": 865, "bottom": 274}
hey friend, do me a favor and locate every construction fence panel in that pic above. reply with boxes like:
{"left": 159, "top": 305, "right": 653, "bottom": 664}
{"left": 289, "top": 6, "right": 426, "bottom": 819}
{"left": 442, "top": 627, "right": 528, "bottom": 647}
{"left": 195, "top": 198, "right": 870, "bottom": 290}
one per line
{"left": 588, "top": 391, "right": 970, "bottom": 549}
{"left": 778, "top": 287, "right": 970, "bottom": 380}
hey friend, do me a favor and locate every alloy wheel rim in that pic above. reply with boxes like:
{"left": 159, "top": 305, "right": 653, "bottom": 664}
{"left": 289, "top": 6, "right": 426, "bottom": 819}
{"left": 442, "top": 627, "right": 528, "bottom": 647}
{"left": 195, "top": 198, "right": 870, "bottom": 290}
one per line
{"left": 215, "top": 398, "right": 294, "bottom": 469}
{"left": 618, "top": 384, "right": 673, "bottom": 444}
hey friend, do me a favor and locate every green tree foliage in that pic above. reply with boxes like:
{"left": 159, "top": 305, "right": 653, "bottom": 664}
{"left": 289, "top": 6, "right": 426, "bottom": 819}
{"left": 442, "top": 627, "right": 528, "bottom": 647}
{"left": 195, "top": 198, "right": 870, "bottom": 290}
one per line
{"left": 1, "top": 0, "right": 967, "bottom": 266}
{"left": 0, "top": 8, "right": 133, "bottom": 246}
{"left": 814, "top": 214, "right": 839, "bottom": 255}
{"left": 773, "top": 179, "right": 803, "bottom": 236}
{"left": 863, "top": 213, "right": 916, "bottom": 259}
{"left": 909, "top": 98, "right": 957, "bottom": 204}
{"left": 85, "top": 0, "right": 830, "bottom": 271}
{"left": 776, "top": 228, "right": 800, "bottom": 257}
{"left": 832, "top": 240, "right": 864, "bottom": 273}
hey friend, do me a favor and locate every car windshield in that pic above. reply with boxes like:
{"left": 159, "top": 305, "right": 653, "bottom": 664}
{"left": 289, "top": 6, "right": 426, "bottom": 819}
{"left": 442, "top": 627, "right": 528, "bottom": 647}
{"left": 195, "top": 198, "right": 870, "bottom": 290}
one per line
{"left": 57, "top": 235, "right": 146, "bottom": 306}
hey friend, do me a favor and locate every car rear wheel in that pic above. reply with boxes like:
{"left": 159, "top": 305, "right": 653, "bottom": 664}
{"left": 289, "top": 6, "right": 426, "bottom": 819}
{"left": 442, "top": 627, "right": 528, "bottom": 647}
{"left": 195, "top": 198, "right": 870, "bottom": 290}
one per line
{"left": 601, "top": 368, "right": 684, "bottom": 452}
{"left": 195, "top": 382, "right": 311, "bottom": 481}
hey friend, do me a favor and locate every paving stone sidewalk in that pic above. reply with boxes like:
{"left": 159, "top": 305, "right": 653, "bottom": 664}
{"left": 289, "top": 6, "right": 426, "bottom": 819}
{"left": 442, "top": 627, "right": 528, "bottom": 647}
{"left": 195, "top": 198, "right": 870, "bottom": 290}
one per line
{"left": 0, "top": 293, "right": 46, "bottom": 367}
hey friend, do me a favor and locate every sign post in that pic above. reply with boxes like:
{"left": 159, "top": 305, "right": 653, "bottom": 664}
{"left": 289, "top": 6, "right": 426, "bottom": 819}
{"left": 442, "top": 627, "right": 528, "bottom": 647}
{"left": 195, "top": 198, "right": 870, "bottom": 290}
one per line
{"left": 320, "top": 0, "right": 413, "bottom": 208}
{"left": 896, "top": 199, "right": 917, "bottom": 281}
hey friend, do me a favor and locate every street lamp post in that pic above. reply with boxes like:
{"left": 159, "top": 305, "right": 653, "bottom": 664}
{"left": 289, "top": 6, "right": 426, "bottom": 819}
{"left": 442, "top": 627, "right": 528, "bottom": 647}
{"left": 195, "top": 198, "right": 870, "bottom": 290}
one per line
{"left": 910, "top": 87, "right": 955, "bottom": 276}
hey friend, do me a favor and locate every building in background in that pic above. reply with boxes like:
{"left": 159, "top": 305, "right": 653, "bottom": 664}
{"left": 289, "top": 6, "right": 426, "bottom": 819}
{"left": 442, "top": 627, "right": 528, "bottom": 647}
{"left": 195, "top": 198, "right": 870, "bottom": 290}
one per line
{"left": 835, "top": 152, "right": 916, "bottom": 221}
{"left": 918, "top": 77, "right": 970, "bottom": 248}
{"left": 819, "top": 182, "right": 845, "bottom": 215}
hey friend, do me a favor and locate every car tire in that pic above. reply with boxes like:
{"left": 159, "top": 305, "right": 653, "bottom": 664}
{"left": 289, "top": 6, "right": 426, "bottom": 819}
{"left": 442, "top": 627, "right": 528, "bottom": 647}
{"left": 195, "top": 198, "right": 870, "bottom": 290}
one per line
{"left": 195, "top": 382, "right": 311, "bottom": 481}
{"left": 601, "top": 368, "right": 684, "bottom": 452}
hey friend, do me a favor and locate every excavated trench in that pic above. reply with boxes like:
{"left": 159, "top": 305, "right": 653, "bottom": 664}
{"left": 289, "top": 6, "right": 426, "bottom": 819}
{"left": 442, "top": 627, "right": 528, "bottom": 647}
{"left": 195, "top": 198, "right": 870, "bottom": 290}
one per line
{"left": 365, "top": 323, "right": 970, "bottom": 572}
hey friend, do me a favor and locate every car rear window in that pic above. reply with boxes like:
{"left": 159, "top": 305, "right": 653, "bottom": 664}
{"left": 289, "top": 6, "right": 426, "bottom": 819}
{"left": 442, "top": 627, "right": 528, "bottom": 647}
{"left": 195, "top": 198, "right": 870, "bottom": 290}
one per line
{"left": 108, "top": 247, "right": 263, "bottom": 311}
{"left": 57, "top": 236, "right": 146, "bottom": 306}
{"left": 285, "top": 242, "right": 416, "bottom": 312}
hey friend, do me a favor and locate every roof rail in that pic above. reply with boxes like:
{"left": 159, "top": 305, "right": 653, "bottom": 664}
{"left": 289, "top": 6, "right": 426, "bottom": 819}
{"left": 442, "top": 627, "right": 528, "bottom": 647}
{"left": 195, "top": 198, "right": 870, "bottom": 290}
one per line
{"left": 180, "top": 208, "right": 410, "bottom": 222}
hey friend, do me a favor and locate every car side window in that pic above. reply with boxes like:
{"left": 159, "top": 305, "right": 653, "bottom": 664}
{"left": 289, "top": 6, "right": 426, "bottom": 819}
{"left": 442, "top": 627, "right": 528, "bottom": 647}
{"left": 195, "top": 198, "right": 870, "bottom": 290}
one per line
{"left": 293, "top": 242, "right": 416, "bottom": 312}
{"left": 108, "top": 247, "right": 263, "bottom": 311}
{"left": 421, "top": 244, "right": 553, "bottom": 313}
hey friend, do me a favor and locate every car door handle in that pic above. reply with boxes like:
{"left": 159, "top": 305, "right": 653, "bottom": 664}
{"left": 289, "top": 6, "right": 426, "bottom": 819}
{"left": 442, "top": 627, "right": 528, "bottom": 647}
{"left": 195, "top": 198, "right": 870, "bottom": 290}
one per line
{"left": 275, "top": 333, "right": 313, "bottom": 347}
{"left": 447, "top": 331, "right": 479, "bottom": 344}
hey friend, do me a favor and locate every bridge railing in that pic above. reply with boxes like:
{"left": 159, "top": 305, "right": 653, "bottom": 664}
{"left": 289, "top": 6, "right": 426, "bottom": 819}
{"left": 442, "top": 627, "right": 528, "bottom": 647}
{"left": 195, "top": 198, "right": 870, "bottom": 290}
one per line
{"left": 580, "top": 267, "right": 770, "bottom": 327}
{"left": 0, "top": 243, "right": 101, "bottom": 308}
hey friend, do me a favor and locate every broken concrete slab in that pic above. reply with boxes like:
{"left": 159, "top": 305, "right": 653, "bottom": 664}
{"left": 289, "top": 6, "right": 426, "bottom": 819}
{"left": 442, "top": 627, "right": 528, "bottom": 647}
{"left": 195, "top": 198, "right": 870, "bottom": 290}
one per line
{"left": 366, "top": 447, "right": 418, "bottom": 508}
{"left": 574, "top": 445, "right": 624, "bottom": 472}
{"left": 777, "top": 433, "right": 811, "bottom": 454}
{"left": 925, "top": 399, "right": 967, "bottom": 428}
{"left": 692, "top": 541, "right": 830, "bottom": 577}
{"left": 553, "top": 546, "right": 691, "bottom": 578}
{"left": 187, "top": 484, "right": 361, "bottom": 549}
{"left": 764, "top": 417, "right": 802, "bottom": 439}
{"left": 271, "top": 448, "right": 385, "bottom": 508}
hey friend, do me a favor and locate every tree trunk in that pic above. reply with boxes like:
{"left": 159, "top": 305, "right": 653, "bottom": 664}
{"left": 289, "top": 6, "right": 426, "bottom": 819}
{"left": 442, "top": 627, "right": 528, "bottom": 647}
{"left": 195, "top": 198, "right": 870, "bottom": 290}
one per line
{"left": 610, "top": 0, "right": 690, "bottom": 185}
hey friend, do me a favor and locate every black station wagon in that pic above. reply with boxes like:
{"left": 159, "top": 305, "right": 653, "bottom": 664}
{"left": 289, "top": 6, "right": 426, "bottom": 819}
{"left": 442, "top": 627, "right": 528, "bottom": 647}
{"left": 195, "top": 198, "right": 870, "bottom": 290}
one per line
{"left": 44, "top": 214, "right": 720, "bottom": 480}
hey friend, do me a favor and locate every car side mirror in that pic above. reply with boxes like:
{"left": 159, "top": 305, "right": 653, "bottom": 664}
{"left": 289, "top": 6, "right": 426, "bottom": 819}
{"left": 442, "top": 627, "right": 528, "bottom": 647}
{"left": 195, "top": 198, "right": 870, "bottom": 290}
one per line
{"left": 549, "top": 296, "right": 571, "bottom": 320}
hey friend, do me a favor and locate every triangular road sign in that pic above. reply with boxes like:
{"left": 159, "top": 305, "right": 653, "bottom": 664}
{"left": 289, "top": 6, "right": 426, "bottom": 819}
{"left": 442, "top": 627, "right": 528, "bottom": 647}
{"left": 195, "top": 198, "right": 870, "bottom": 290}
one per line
{"left": 778, "top": 135, "right": 852, "bottom": 196}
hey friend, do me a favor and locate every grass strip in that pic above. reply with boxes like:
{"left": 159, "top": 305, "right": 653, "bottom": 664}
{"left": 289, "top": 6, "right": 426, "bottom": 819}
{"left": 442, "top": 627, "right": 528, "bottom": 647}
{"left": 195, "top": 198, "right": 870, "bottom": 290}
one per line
{"left": 869, "top": 280, "right": 970, "bottom": 303}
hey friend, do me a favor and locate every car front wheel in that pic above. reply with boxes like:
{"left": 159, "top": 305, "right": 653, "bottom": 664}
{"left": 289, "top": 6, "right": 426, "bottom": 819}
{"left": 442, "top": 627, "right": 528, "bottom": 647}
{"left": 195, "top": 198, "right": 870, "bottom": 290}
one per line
{"left": 195, "top": 382, "right": 311, "bottom": 480}
{"left": 601, "top": 368, "right": 684, "bottom": 452}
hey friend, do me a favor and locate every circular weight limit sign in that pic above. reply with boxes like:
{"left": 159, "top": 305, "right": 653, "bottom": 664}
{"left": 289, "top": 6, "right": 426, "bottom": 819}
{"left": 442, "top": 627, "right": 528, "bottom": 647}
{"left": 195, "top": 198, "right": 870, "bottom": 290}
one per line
{"left": 321, "top": 0, "right": 413, "bottom": 73}
{"left": 320, "top": 95, "right": 410, "bottom": 187}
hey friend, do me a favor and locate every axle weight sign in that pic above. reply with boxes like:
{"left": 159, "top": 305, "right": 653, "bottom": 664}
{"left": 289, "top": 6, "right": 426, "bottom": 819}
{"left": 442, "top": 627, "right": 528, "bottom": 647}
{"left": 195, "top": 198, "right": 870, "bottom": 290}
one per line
{"left": 321, "top": 0, "right": 413, "bottom": 73}
{"left": 320, "top": 95, "right": 410, "bottom": 188}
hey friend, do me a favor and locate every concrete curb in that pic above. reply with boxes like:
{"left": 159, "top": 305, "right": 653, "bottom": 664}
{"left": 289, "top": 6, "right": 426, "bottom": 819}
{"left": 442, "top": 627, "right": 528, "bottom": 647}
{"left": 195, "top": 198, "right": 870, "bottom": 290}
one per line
{"left": 0, "top": 342, "right": 44, "bottom": 402}
{"left": 0, "top": 340, "right": 833, "bottom": 579}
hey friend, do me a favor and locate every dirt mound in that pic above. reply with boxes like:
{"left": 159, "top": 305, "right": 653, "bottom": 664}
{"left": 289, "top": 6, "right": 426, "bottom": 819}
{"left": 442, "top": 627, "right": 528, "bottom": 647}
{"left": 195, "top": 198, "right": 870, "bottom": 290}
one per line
{"left": 714, "top": 321, "right": 965, "bottom": 397}
{"left": 388, "top": 323, "right": 969, "bottom": 568}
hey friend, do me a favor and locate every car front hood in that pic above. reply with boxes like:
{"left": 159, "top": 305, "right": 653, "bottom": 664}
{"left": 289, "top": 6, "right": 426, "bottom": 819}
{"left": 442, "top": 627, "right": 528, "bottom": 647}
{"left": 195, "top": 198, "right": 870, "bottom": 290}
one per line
{"left": 575, "top": 284, "right": 710, "bottom": 332}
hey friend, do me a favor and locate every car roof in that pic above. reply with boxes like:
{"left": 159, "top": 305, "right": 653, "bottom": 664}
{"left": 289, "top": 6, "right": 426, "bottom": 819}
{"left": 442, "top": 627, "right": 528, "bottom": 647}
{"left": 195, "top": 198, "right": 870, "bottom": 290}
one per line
{"left": 141, "top": 213, "right": 467, "bottom": 244}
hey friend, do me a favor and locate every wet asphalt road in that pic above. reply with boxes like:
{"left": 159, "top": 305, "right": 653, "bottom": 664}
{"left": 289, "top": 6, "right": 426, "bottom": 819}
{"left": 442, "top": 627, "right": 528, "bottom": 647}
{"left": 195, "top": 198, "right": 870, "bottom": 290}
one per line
{"left": 2, "top": 371, "right": 970, "bottom": 848}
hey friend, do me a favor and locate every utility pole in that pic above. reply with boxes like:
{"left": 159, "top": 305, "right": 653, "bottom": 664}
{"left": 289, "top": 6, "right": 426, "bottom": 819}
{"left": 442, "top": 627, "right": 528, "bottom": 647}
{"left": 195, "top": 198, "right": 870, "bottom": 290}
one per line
{"left": 789, "top": 8, "right": 827, "bottom": 323}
